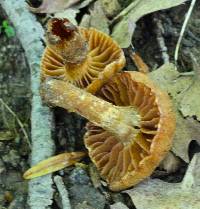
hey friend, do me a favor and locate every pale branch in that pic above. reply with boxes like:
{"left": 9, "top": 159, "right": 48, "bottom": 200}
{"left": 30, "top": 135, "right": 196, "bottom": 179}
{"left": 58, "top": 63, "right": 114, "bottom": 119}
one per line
{"left": 0, "top": 1, "right": 55, "bottom": 209}
{"left": 54, "top": 175, "right": 72, "bottom": 209}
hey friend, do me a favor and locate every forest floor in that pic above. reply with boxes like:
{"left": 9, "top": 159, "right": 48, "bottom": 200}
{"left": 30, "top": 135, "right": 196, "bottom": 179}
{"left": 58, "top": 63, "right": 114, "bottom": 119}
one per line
{"left": 0, "top": 0, "right": 200, "bottom": 209}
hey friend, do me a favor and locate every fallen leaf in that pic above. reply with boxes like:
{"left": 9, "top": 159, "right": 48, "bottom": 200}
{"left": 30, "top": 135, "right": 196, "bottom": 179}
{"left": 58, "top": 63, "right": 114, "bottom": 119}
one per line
{"left": 28, "top": 0, "right": 80, "bottom": 13}
{"left": 100, "top": 0, "right": 121, "bottom": 17}
{"left": 79, "top": 14, "right": 91, "bottom": 27}
{"left": 23, "top": 152, "right": 86, "bottom": 179}
{"left": 55, "top": 8, "right": 80, "bottom": 25}
{"left": 89, "top": 1, "right": 109, "bottom": 34}
{"left": 111, "top": 0, "right": 188, "bottom": 47}
{"left": 149, "top": 63, "right": 200, "bottom": 162}
{"left": 125, "top": 153, "right": 200, "bottom": 209}
{"left": 110, "top": 202, "right": 129, "bottom": 209}
{"left": 179, "top": 80, "right": 200, "bottom": 120}
{"left": 178, "top": 53, "right": 200, "bottom": 121}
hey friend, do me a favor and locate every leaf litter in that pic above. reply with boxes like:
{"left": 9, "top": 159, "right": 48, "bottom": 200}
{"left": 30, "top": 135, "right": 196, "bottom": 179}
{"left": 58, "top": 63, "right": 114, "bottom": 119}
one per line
{"left": 125, "top": 153, "right": 200, "bottom": 209}
{"left": 150, "top": 63, "right": 200, "bottom": 162}
{"left": 26, "top": 0, "right": 200, "bottom": 208}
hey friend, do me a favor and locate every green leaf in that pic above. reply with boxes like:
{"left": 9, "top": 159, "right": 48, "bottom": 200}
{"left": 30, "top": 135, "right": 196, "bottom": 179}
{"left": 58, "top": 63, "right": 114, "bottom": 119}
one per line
{"left": 2, "top": 20, "right": 9, "bottom": 28}
{"left": 4, "top": 26, "right": 15, "bottom": 38}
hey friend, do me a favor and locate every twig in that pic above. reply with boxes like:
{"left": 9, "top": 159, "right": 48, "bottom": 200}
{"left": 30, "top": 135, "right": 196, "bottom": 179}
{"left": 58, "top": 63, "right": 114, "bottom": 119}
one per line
{"left": 0, "top": 98, "right": 31, "bottom": 148}
{"left": 128, "top": 45, "right": 149, "bottom": 74}
{"left": 0, "top": 1, "right": 55, "bottom": 209}
{"left": 54, "top": 175, "right": 72, "bottom": 209}
{"left": 174, "top": 0, "right": 197, "bottom": 66}
{"left": 153, "top": 14, "right": 169, "bottom": 64}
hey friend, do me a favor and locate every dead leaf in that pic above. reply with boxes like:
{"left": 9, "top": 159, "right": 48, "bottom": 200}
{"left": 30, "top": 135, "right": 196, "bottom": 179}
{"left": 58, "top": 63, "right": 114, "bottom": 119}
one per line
{"left": 179, "top": 81, "right": 200, "bottom": 120}
{"left": 89, "top": 1, "right": 109, "bottom": 34}
{"left": 178, "top": 51, "right": 200, "bottom": 131}
{"left": 125, "top": 153, "right": 200, "bottom": 209}
{"left": 150, "top": 63, "right": 200, "bottom": 162}
{"left": 55, "top": 8, "right": 79, "bottom": 25}
{"left": 179, "top": 71, "right": 200, "bottom": 120}
{"left": 23, "top": 152, "right": 86, "bottom": 179}
{"left": 28, "top": 0, "right": 80, "bottom": 13}
{"left": 111, "top": 0, "right": 188, "bottom": 47}
{"left": 79, "top": 14, "right": 91, "bottom": 27}
{"left": 100, "top": 0, "right": 121, "bottom": 17}
{"left": 110, "top": 202, "right": 129, "bottom": 209}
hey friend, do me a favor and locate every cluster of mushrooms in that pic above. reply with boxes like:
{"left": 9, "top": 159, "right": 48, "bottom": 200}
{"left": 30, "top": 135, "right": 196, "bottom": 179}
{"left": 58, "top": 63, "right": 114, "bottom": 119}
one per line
{"left": 34, "top": 18, "right": 176, "bottom": 191}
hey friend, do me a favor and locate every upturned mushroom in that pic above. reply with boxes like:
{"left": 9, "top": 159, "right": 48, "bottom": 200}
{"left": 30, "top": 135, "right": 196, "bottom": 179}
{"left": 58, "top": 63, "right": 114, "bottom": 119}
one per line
{"left": 41, "top": 18, "right": 125, "bottom": 93}
{"left": 41, "top": 71, "right": 175, "bottom": 191}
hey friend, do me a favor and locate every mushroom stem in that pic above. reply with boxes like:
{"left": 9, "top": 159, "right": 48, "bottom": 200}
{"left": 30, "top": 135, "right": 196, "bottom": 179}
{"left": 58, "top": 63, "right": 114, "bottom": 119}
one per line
{"left": 42, "top": 79, "right": 141, "bottom": 144}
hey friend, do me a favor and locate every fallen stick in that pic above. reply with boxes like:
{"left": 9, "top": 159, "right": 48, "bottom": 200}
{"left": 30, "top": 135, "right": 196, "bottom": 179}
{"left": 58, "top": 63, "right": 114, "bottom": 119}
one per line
{"left": 0, "top": 1, "right": 55, "bottom": 208}
{"left": 54, "top": 175, "right": 72, "bottom": 209}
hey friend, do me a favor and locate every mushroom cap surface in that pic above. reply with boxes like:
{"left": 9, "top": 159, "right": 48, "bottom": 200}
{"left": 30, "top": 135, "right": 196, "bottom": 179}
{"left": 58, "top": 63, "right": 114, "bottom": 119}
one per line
{"left": 84, "top": 71, "right": 176, "bottom": 191}
{"left": 41, "top": 27, "right": 125, "bottom": 93}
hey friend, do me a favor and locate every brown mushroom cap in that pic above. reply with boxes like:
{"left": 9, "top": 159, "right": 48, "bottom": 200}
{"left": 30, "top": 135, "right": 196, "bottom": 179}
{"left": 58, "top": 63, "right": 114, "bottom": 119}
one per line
{"left": 84, "top": 71, "right": 176, "bottom": 191}
{"left": 41, "top": 22, "right": 125, "bottom": 93}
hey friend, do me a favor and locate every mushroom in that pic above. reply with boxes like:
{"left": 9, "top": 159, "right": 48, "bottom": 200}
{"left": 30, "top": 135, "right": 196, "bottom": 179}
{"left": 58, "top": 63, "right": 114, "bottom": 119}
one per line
{"left": 41, "top": 18, "right": 125, "bottom": 93}
{"left": 41, "top": 71, "right": 175, "bottom": 191}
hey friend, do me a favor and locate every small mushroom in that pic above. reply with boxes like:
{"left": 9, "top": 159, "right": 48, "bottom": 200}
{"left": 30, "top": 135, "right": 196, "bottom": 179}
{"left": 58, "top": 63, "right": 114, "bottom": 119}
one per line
{"left": 84, "top": 72, "right": 175, "bottom": 191}
{"left": 41, "top": 71, "right": 175, "bottom": 191}
{"left": 41, "top": 18, "right": 125, "bottom": 93}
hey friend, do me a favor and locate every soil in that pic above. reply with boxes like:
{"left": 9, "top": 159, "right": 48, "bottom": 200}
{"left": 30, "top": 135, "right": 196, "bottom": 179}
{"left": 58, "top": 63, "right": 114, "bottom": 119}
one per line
{"left": 1, "top": 1, "right": 200, "bottom": 209}
{"left": 0, "top": 10, "right": 30, "bottom": 208}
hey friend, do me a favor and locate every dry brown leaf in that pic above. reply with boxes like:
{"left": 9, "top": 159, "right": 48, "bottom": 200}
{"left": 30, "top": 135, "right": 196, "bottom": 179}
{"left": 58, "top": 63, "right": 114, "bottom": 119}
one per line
{"left": 150, "top": 63, "right": 200, "bottom": 162}
{"left": 125, "top": 153, "right": 200, "bottom": 209}
{"left": 28, "top": 0, "right": 80, "bottom": 13}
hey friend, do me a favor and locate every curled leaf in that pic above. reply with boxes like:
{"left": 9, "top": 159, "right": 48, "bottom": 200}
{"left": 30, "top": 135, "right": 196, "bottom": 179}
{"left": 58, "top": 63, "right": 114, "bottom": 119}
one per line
{"left": 111, "top": 0, "right": 188, "bottom": 47}
{"left": 23, "top": 152, "right": 86, "bottom": 179}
